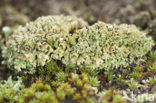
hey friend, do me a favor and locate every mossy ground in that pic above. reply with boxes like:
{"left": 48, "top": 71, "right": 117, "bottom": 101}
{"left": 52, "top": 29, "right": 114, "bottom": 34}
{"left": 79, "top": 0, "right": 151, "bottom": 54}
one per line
{"left": 0, "top": 0, "right": 156, "bottom": 103}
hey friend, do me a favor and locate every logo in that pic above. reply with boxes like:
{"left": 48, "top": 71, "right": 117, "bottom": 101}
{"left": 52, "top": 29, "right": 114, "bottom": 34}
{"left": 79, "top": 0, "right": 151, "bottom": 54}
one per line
{"left": 123, "top": 91, "right": 155, "bottom": 102}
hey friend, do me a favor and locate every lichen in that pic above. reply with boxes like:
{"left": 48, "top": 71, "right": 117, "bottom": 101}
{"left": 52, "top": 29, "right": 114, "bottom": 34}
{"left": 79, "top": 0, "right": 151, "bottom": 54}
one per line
{"left": 2, "top": 15, "right": 87, "bottom": 74}
{"left": 0, "top": 76, "right": 23, "bottom": 103}
{"left": 63, "top": 22, "right": 154, "bottom": 70}
{"left": 2, "top": 15, "right": 154, "bottom": 74}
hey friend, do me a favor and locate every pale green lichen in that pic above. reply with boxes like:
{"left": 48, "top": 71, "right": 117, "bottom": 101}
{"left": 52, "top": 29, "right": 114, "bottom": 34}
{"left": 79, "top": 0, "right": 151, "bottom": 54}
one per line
{"left": 2, "top": 15, "right": 87, "bottom": 73}
{"left": 63, "top": 22, "right": 154, "bottom": 70}
{"left": 2, "top": 15, "right": 154, "bottom": 74}
{"left": 0, "top": 76, "right": 23, "bottom": 103}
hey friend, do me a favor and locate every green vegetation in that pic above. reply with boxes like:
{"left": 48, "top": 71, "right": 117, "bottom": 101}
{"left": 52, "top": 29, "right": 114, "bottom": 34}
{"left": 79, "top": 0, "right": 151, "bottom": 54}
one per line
{"left": 2, "top": 15, "right": 87, "bottom": 74}
{"left": 98, "top": 90, "right": 126, "bottom": 103}
{"left": 2, "top": 16, "right": 153, "bottom": 74}
{"left": 0, "top": 72, "right": 99, "bottom": 103}
{"left": 0, "top": 15, "right": 155, "bottom": 103}
{"left": 64, "top": 21, "right": 153, "bottom": 70}
{"left": 0, "top": 76, "right": 23, "bottom": 103}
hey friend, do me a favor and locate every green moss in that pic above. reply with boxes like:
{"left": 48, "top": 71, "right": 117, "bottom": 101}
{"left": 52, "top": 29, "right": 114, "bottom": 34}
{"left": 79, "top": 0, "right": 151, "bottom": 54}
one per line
{"left": 148, "top": 65, "right": 156, "bottom": 73}
{"left": 149, "top": 77, "right": 156, "bottom": 84}
{"left": 98, "top": 90, "right": 126, "bottom": 103}
{"left": 10, "top": 72, "right": 98, "bottom": 103}
{"left": 0, "top": 76, "right": 23, "bottom": 103}
{"left": 149, "top": 51, "right": 156, "bottom": 61}
{"left": 128, "top": 78, "right": 140, "bottom": 90}
{"left": 130, "top": 72, "right": 143, "bottom": 79}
